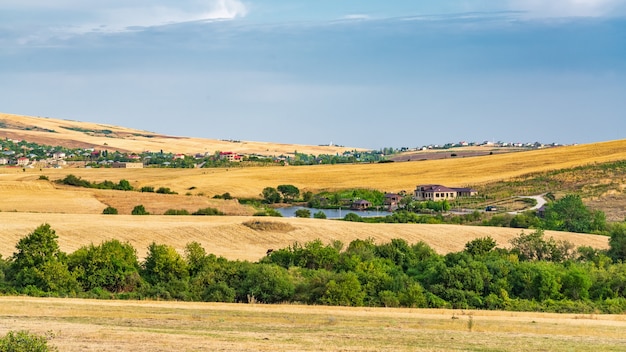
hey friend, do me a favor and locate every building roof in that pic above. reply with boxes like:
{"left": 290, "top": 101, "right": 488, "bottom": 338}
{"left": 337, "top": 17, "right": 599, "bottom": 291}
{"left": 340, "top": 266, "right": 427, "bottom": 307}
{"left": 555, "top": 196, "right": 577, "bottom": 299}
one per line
{"left": 416, "top": 184, "right": 477, "bottom": 193}
{"left": 417, "top": 184, "right": 457, "bottom": 193}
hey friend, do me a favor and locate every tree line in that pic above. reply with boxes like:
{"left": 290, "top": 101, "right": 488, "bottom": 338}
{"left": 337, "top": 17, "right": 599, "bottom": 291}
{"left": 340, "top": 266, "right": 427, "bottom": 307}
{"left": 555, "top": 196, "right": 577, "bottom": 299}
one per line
{"left": 1, "top": 223, "right": 626, "bottom": 313}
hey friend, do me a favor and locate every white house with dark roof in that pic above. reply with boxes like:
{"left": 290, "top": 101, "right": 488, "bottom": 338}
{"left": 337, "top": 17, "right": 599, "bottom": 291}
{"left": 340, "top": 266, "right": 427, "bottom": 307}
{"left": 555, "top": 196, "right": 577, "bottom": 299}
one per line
{"left": 414, "top": 184, "right": 477, "bottom": 201}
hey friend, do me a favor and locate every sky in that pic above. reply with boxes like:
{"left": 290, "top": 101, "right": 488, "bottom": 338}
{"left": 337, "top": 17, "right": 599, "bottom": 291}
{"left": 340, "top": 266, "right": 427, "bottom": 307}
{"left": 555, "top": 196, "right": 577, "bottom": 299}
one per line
{"left": 1, "top": 1, "right": 626, "bottom": 150}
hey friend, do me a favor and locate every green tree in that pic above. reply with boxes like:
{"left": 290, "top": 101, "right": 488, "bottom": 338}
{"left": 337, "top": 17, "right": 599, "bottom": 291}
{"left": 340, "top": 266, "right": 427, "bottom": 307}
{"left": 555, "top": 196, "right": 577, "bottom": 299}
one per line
{"left": 277, "top": 184, "right": 300, "bottom": 202}
{"left": 240, "top": 264, "right": 294, "bottom": 303}
{"left": 561, "top": 265, "right": 592, "bottom": 300}
{"left": 261, "top": 187, "right": 282, "bottom": 204}
{"left": 542, "top": 194, "right": 606, "bottom": 233}
{"left": 608, "top": 223, "right": 626, "bottom": 262}
{"left": 464, "top": 237, "right": 497, "bottom": 257}
{"left": 116, "top": 179, "right": 133, "bottom": 191}
{"left": 68, "top": 240, "right": 141, "bottom": 293}
{"left": 320, "top": 271, "right": 365, "bottom": 306}
{"left": 510, "top": 229, "right": 575, "bottom": 262}
{"left": 8, "top": 224, "right": 78, "bottom": 294}
{"left": 142, "top": 243, "right": 189, "bottom": 286}
{"left": 295, "top": 209, "right": 311, "bottom": 218}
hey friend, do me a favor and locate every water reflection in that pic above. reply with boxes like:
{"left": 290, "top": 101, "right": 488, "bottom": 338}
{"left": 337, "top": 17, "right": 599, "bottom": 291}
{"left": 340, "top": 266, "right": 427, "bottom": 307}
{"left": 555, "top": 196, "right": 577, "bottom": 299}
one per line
{"left": 275, "top": 206, "right": 391, "bottom": 219}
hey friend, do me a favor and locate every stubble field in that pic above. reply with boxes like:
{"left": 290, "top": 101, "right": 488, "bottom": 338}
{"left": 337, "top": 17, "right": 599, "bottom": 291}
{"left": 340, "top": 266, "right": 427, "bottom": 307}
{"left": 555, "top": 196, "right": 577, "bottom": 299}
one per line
{"left": 0, "top": 297, "right": 625, "bottom": 351}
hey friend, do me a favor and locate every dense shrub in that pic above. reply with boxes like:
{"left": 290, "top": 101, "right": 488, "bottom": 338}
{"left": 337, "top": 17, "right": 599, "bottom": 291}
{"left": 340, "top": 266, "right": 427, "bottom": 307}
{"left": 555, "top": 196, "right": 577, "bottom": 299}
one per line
{"left": 131, "top": 205, "right": 149, "bottom": 215}
{"left": 163, "top": 209, "right": 190, "bottom": 215}
{"left": 192, "top": 207, "right": 224, "bottom": 216}
{"left": 102, "top": 206, "right": 118, "bottom": 215}
{"left": 156, "top": 187, "right": 177, "bottom": 195}
{"left": 0, "top": 330, "right": 57, "bottom": 352}
{"left": 295, "top": 209, "right": 311, "bottom": 218}
{"left": 313, "top": 211, "right": 327, "bottom": 219}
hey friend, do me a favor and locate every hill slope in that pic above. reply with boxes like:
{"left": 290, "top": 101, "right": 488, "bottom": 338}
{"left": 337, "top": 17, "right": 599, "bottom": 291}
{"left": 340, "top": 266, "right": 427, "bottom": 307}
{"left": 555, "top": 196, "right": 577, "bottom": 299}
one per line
{"left": 0, "top": 112, "right": 360, "bottom": 155}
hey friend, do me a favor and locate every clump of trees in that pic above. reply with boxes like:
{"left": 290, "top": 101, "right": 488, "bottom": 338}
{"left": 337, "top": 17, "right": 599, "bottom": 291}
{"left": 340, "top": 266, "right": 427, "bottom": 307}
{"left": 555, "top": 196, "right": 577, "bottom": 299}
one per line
{"left": 3, "top": 224, "right": 626, "bottom": 314}
{"left": 58, "top": 174, "right": 133, "bottom": 191}
{"left": 261, "top": 185, "right": 301, "bottom": 204}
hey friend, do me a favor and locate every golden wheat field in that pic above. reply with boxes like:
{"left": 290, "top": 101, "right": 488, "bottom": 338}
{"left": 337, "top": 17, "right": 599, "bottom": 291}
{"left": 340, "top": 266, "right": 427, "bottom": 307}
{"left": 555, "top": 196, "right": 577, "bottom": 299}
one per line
{"left": 0, "top": 297, "right": 625, "bottom": 351}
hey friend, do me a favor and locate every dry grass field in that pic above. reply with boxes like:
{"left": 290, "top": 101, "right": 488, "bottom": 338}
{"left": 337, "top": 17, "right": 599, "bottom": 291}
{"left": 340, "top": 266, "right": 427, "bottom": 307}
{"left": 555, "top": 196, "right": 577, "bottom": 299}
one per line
{"left": 0, "top": 297, "right": 625, "bottom": 351}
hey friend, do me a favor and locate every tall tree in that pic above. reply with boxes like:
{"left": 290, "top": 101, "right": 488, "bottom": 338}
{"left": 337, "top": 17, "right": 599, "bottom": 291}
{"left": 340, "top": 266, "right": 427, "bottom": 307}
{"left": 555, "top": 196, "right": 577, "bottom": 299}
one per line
{"left": 542, "top": 194, "right": 605, "bottom": 233}
{"left": 277, "top": 184, "right": 300, "bottom": 202}
{"left": 8, "top": 224, "right": 78, "bottom": 294}
{"left": 261, "top": 187, "right": 281, "bottom": 204}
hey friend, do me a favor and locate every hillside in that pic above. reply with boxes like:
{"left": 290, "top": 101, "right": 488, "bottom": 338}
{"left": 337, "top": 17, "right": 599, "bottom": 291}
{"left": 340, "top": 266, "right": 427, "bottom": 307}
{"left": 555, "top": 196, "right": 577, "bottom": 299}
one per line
{"left": 2, "top": 113, "right": 626, "bottom": 261}
{"left": 0, "top": 112, "right": 360, "bottom": 155}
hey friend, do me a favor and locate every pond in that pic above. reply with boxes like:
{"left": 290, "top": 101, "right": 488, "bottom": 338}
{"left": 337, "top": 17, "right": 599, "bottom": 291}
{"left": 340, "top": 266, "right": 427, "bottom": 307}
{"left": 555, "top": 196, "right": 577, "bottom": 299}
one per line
{"left": 275, "top": 206, "right": 392, "bottom": 219}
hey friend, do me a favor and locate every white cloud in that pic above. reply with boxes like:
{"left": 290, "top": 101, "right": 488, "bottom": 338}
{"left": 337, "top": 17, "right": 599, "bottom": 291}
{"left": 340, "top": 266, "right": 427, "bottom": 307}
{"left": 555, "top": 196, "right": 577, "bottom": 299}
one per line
{"left": 4, "top": 0, "right": 247, "bottom": 34}
{"left": 509, "top": 0, "right": 624, "bottom": 17}
{"left": 343, "top": 14, "right": 371, "bottom": 20}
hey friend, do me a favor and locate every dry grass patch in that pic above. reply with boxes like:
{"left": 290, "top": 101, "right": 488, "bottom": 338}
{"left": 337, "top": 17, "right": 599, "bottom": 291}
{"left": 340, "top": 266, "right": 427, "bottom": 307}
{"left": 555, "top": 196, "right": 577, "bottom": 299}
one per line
{"left": 0, "top": 297, "right": 625, "bottom": 352}
{"left": 243, "top": 220, "right": 296, "bottom": 232}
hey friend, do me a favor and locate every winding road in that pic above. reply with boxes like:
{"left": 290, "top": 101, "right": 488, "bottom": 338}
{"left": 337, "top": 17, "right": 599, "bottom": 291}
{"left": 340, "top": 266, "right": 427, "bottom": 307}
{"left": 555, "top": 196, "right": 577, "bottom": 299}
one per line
{"left": 508, "top": 194, "right": 547, "bottom": 215}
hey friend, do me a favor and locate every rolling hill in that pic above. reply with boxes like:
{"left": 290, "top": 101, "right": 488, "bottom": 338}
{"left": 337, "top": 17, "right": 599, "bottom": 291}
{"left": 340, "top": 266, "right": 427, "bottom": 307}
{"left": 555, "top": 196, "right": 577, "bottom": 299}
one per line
{"left": 2, "top": 112, "right": 626, "bottom": 260}
{"left": 0, "top": 112, "right": 360, "bottom": 155}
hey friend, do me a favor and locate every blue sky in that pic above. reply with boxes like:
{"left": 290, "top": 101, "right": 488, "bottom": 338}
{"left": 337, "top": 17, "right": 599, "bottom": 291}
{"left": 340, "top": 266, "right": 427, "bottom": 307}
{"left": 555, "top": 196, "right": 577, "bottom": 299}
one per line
{"left": 1, "top": 1, "right": 626, "bottom": 149}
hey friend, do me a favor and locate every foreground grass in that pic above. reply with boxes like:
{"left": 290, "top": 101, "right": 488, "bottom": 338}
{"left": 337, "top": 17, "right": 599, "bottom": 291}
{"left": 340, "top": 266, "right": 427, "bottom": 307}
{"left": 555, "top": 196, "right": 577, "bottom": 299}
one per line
{"left": 0, "top": 297, "right": 624, "bottom": 351}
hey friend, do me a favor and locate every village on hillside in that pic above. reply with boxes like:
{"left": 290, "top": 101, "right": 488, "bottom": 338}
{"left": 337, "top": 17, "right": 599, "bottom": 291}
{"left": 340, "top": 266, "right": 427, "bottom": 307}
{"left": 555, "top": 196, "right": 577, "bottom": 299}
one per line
{"left": 0, "top": 136, "right": 564, "bottom": 169}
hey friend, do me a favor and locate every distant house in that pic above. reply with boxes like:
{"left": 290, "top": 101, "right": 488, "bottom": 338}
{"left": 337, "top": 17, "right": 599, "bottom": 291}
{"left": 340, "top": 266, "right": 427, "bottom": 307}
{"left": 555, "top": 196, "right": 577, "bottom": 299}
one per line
{"left": 219, "top": 152, "right": 242, "bottom": 162}
{"left": 351, "top": 199, "right": 372, "bottom": 210}
{"left": 16, "top": 157, "right": 29, "bottom": 166}
{"left": 414, "top": 184, "right": 478, "bottom": 201}
{"left": 384, "top": 193, "right": 404, "bottom": 211}
{"left": 173, "top": 154, "right": 185, "bottom": 160}
{"left": 112, "top": 161, "right": 143, "bottom": 169}
{"left": 0, "top": 158, "right": 7, "bottom": 165}
{"left": 52, "top": 151, "right": 66, "bottom": 159}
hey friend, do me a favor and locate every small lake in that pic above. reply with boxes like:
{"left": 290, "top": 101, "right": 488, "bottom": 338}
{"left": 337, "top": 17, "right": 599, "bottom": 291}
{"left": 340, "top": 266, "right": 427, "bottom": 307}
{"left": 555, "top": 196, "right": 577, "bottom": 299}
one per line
{"left": 275, "top": 206, "right": 392, "bottom": 219}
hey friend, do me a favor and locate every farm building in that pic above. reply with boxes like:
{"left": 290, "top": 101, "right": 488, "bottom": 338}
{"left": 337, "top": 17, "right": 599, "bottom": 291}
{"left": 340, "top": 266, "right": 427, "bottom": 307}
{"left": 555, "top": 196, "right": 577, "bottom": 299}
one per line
{"left": 414, "top": 184, "right": 478, "bottom": 201}
{"left": 111, "top": 162, "right": 143, "bottom": 169}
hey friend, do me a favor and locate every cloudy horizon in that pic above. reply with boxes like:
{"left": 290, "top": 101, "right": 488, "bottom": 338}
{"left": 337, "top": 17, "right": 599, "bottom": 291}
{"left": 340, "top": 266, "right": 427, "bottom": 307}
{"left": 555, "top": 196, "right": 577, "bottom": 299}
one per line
{"left": 1, "top": 1, "right": 625, "bottom": 149}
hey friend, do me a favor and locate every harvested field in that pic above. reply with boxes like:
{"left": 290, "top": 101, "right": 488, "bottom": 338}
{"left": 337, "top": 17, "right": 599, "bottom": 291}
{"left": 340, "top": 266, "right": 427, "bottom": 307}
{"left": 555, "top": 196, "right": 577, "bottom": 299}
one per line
{"left": 0, "top": 297, "right": 624, "bottom": 351}
{"left": 0, "top": 213, "right": 608, "bottom": 261}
